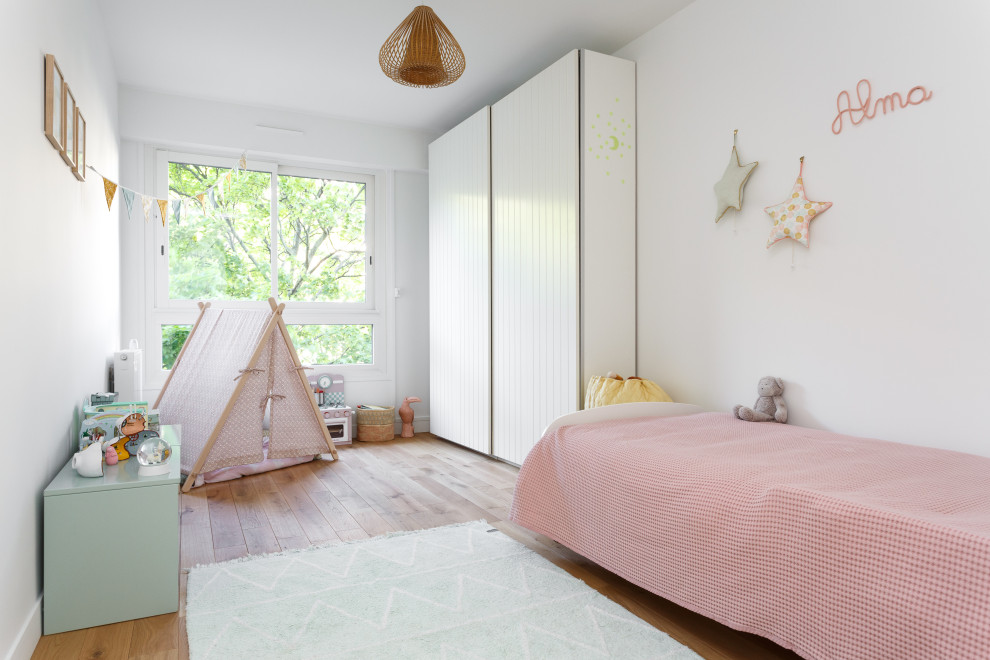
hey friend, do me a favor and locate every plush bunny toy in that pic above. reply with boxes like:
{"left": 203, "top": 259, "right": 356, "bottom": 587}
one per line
{"left": 733, "top": 376, "right": 787, "bottom": 423}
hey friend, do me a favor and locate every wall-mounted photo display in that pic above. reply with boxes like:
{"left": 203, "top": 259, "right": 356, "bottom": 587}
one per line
{"left": 62, "top": 84, "right": 76, "bottom": 168}
{"left": 44, "top": 54, "right": 65, "bottom": 154}
{"left": 74, "top": 109, "right": 86, "bottom": 181}
{"left": 45, "top": 53, "right": 87, "bottom": 180}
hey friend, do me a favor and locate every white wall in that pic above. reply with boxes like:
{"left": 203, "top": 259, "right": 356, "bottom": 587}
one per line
{"left": 119, "top": 88, "right": 431, "bottom": 172}
{"left": 0, "top": 1, "right": 119, "bottom": 657}
{"left": 394, "top": 171, "right": 431, "bottom": 432}
{"left": 619, "top": 0, "right": 990, "bottom": 455}
{"left": 117, "top": 89, "right": 433, "bottom": 424}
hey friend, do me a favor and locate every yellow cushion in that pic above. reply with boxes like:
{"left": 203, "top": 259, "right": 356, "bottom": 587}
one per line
{"left": 584, "top": 376, "right": 673, "bottom": 409}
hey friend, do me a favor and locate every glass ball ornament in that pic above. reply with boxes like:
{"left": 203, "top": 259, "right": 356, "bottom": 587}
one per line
{"left": 136, "top": 434, "right": 172, "bottom": 476}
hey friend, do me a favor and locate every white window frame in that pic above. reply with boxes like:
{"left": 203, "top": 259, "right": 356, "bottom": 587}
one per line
{"left": 144, "top": 149, "right": 391, "bottom": 389}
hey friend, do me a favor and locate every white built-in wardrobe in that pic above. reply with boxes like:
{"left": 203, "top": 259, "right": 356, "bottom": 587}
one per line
{"left": 429, "top": 49, "right": 636, "bottom": 465}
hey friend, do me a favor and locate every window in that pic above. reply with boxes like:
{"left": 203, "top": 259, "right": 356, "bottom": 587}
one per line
{"left": 167, "top": 164, "right": 273, "bottom": 301}
{"left": 148, "top": 151, "right": 387, "bottom": 385}
{"left": 161, "top": 324, "right": 191, "bottom": 370}
{"left": 286, "top": 324, "right": 373, "bottom": 365}
{"left": 276, "top": 173, "right": 368, "bottom": 304}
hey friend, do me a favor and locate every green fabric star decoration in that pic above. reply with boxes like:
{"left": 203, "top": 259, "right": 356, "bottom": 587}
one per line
{"left": 714, "top": 139, "right": 758, "bottom": 223}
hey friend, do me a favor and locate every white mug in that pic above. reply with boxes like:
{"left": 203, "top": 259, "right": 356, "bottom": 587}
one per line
{"left": 71, "top": 441, "right": 104, "bottom": 478}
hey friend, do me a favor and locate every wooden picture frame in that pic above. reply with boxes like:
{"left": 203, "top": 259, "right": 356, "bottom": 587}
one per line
{"left": 73, "top": 109, "right": 86, "bottom": 181}
{"left": 44, "top": 54, "right": 65, "bottom": 154}
{"left": 61, "top": 84, "right": 77, "bottom": 168}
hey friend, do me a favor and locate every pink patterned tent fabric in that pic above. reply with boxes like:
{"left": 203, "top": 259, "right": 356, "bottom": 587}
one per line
{"left": 159, "top": 309, "right": 271, "bottom": 474}
{"left": 268, "top": 332, "right": 332, "bottom": 460}
{"left": 199, "top": 330, "right": 271, "bottom": 473}
{"left": 510, "top": 412, "right": 990, "bottom": 660}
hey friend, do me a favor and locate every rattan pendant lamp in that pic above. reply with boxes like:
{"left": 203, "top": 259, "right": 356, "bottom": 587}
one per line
{"left": 379, "top": 5, "right": 466, "bottom": 88}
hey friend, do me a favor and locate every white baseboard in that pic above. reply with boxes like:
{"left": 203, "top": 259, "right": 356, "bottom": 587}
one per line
{"left": 393, "top": 415, "right": 430, "bottom": 435}
{"left": 5, "top": 597, "right": 41, "bottom": 660}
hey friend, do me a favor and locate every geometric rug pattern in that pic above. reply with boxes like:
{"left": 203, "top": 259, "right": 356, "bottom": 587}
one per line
{"left": 186, "top": 520, "right": 701, "bottom": 659}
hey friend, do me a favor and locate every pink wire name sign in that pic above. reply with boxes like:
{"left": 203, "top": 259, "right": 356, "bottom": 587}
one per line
{"left": 832, "top": 79, "right": 933, "bottom": 135}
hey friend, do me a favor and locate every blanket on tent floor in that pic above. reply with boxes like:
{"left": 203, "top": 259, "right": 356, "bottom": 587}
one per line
{"left": 510, "top": 411, "right": 990, "bottom": 660}
{"left": 192, "top": 436, "right": 318, "bottom": 487}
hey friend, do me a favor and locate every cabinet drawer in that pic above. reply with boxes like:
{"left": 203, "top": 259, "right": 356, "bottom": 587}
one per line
{"left": 43, "top": 483, "right": 178, "bottom": 634}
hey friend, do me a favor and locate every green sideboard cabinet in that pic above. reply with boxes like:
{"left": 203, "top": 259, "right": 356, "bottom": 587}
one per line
{"left": 43, "top": 425, "right": 182, "bottom": 635}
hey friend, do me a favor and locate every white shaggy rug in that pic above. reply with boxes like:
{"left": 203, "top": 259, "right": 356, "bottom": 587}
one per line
{"left": 186, "top": 520, "right": 700, "bottom": 659}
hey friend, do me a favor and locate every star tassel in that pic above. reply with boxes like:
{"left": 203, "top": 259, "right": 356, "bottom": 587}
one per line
{"left": 714, "top": 129, "right": 758, "bottom": 222}
{"left": 764, "top": 157, "right": 832, "bottom": 248}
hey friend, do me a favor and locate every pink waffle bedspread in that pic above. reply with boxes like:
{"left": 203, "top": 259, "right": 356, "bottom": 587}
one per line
{"left": 510, "top": 412, "right": 990, "bottom": 660}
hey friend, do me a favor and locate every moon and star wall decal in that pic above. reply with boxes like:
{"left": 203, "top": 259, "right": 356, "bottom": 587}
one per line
{"left": 589, "top": 97, "right": 633, "bottom": 184}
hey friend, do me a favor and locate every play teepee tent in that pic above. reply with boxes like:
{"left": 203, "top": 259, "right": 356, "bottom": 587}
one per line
{"left": 154, "top": 298, "right": 337, "bottom": 492}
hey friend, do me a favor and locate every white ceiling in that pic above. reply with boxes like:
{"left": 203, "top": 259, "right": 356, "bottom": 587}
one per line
{"left": 94, "top": 0, "right": 693, "bottom": 135}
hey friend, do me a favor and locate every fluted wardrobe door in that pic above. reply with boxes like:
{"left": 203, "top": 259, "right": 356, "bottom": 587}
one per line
{"left": 579, "top": 50, "right": 637, "bottom": 397}
{"left": 428, "top": 107, "right": 492, "bottom": 454}
{"left": 491, "top": 51, "right": 580, "bottom": 464}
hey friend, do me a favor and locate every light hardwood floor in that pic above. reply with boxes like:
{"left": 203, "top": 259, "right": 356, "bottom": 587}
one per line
{"left": 33, "top": 434, "right": 801, "bottom": 660}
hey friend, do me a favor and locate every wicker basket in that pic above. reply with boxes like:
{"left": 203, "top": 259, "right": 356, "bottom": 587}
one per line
{"left": 356, "top": 406, "right": 395, "bottom": 442}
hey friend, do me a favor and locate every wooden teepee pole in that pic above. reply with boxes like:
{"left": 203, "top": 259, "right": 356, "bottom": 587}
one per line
{"left": 180, "top": 308, "right": 282, "bottom": 492}
{"left": 153, "top": 301, "right": 210, "bottom": 410}
{"left": 267, "top": 297, "right": 338, "bottom": 459}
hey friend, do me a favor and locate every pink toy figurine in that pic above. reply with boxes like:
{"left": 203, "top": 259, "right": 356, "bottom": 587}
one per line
{"left": 398, "top": 396, "right": 421, "bottom": 438}
{"left": 104, "top": 442, "right": 119, "bottom": 465}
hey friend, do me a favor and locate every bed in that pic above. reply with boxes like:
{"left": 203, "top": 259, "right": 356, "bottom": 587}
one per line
{"left": 509, "top": 404, "right": 990, "bottom": 660}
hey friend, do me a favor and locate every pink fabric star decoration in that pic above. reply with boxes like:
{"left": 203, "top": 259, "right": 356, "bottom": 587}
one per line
{"left": 764, "top": 159, "right": 831, "bottom": 248}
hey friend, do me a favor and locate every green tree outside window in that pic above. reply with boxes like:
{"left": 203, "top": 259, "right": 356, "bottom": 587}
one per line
{"left": 165, "top": 163, "right": 373, "bottom": 365}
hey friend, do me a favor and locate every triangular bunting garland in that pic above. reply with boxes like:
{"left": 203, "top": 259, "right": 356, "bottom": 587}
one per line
{"left": 121, "top": 189, "right": 136, "bottom": 220}
{"left": 90, "top": 149, "right": 249, "bottom": 243}
{"left": 156, "top": 199, "right": 168, "bottom": 227}
{"left": 142, "top": 196, "right": 154, "bottom": 223}
{"left": 102, "top": 177, "right": 118, "bottom": 211}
